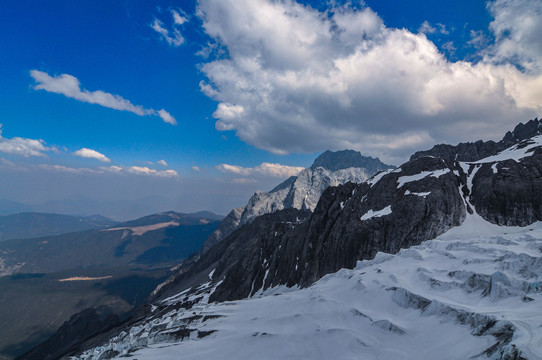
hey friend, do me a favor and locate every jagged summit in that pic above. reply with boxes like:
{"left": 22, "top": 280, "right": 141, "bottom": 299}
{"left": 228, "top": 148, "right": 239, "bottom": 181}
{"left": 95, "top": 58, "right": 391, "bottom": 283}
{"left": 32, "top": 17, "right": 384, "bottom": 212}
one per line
{"left": 200, "top": 150, "right": 394, "bottom": 252}
{"left": 411, "top": 117, "right": 542, "bottom": 162}
{"left": 310, "top": 149, "right": 392, "bottom": 173}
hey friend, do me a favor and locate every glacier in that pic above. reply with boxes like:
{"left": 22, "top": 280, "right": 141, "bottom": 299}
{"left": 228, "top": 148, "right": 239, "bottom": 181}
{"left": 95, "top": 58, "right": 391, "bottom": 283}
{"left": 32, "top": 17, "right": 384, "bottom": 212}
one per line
{"left": 75, "top": 211, "right": 542, "bottom": 360}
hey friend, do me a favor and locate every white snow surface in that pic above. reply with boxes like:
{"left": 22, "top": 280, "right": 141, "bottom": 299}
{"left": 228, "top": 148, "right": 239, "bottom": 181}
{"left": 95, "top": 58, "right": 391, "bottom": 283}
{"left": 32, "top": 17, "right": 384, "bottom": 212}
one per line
{"left": 360, "top": 205, "right": 392, "bottom": 221}
{"left": 239, "top": 166, "right": 371, "bottom": 224}
{"left": 75, "top": 212, "right": 542, "bottom": 360}
{"left": 396, "top": 168, "right": 450, "bottom": 188}
{"left": 473, "top": 135, "right": 542, "bottom": 164}
{"left": 405, "top": 190, "right": 431, "bottom": 198}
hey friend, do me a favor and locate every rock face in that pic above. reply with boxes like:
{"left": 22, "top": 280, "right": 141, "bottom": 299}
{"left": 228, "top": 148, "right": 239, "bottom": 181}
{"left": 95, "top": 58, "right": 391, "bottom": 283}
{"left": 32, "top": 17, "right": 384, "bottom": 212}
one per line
{"left": 154, "top": 208, "right": 312, "bottom": 302}
{"left": 201, "top": 150, "right": 393, "bottom": 251}
{"left": 199, "top": 207, "right": 243, "bottom": 254}
{"left": 158, "top": 118, "right": 542, "bottom": 303}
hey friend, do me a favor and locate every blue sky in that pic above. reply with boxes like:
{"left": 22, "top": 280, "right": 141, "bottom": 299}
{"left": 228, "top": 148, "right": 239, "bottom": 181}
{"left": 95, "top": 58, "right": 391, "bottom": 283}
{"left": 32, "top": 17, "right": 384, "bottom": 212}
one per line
{"left": 0, "top": 0, "right": 541, "bottom": 219}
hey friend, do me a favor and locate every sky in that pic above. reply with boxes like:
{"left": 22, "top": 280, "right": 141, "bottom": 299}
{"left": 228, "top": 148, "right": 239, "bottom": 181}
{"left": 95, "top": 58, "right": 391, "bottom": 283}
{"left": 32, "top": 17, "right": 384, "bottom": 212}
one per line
{"left": 0, "top": 0, "right": 541, "bottom": 219}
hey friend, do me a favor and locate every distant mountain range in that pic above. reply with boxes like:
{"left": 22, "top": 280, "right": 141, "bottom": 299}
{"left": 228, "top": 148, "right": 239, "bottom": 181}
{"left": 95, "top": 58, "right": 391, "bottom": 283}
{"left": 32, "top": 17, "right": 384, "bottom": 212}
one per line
{"left": 0, "top": 210, "right": 222, "bottom": 360}
{"left": 0, "top": 212, "right": 117, "bottom": 241}
{"left": 0, "top": 211, "right": 222, "bottom": 276}
{"left": 0, "top": 198, "right": 226, "bottom": 222}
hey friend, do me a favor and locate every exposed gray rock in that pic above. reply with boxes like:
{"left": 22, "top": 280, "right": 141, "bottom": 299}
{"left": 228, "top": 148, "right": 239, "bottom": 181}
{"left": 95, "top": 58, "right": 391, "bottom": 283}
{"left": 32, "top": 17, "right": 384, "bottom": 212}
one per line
{"left": 201, "top": 150, "right": 393, "bottom": 251}
{"left": 469, "top": 150, "right": 542, "bottom": 226}
{"left": 200, "top": 207, "right": 243, "bottom": 253}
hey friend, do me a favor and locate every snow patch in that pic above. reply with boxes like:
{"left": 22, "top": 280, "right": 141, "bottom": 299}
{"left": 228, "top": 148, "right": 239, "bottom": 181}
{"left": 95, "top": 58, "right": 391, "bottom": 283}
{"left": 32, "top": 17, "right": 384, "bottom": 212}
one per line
{"left": 404, "top": 190, "right": 431, "bottom": 198}
{"left": 396, "top": 168, "right": 450, "bottom": 188}
{"left": 473, "top": 135, "right": 542, "bottom": 164}
{"left": 360, "top": 205, "right": 392, "bottom": 221}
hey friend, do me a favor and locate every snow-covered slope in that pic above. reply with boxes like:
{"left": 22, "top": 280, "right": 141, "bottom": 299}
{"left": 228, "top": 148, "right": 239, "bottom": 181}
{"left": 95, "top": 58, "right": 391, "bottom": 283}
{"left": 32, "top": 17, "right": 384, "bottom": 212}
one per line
{"left": 74, "top": 213, "right": 542, "bottom": 360}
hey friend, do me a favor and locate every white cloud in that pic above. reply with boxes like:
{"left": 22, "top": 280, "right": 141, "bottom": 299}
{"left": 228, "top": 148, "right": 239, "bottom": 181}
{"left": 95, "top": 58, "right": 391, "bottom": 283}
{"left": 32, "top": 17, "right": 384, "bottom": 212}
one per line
{"left": 151, "top": 19, "right": 184, "bottom": 47}
{"left": 171, "top": 9, "right": 188, "bottom": 25}
{"left": 197, "top": 0, "right": 542, "bottom": 163}
{"left": 436, "top": 23, "right": 449, "bottom": 35}
{"left": 468, "top": 30, "right": 490, "bottom": 49}
{"left": 487, "top": 0, "right": 542, "bottom": 73}
{"left": 151, "top": 9, "right": 189, "bottom": 47}
{"left": 441, "top": 41, "right": 456, "bottom": 55}
{"left": 39, "top": 164, "right": 100, "bottom": 174}
{"left": 418, "top": 21, "right": 436, "bottom": 34}
{"left": 216, "top": 162, "right": 304, "bottom": 177}
{"left": 0, "top": 124, "right": 49, "bottom": 157}
{"left": 99, "top": 165, "right": 178, "bottom": 178}
{"left": 30, "top": 70, "right": 176, "bottom": 125}
{"left": 98, "top": 165, "right": 177, "bottom": 178}
{"left": 157, "top": 109, "right": 177, "bottom": 125}
{"left": 192, "top": 165, "right": 201, "bottom": 172}
{"left": 73, "top": 148, "right": 111, "bottom": 163}
{"left": 127, "top": 166, "right": 178, "bottom": 178}
{"left": 158, "top": 159, "right": 168, "bottom": 167}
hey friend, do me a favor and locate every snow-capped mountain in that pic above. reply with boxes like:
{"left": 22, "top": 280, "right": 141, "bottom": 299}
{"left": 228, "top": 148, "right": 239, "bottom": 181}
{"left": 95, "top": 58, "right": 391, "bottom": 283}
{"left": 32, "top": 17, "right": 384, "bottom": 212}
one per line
{"left": 43, "top": 119, "right": 542, "bottom": 359}
{"left": 202, "top": 150, "right": 393, "bottom": 251}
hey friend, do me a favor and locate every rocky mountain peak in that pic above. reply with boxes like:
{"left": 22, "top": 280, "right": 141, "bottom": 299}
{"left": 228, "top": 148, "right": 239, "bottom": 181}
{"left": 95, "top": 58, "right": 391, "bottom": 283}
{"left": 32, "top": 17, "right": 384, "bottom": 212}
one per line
{"left": 310, "top": 149, "right": 393, "bottom": 173}
{"left": 410, "top": 117, "right": 542, "bottom": 162}
{"left": 199, "top": 150, "right": 394, "bottom": 253}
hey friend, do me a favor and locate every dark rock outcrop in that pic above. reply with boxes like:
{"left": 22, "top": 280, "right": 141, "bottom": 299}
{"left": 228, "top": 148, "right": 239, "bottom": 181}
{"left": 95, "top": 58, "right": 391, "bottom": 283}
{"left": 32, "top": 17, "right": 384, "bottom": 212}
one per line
{"left": 470, "top": 148, "right": 542, "bottom": 226}
{"left": 17, "top": 307, "right": 120, "bottom": 360}
{"left": 153, "top": 208, "right": 312, "bottom": 302}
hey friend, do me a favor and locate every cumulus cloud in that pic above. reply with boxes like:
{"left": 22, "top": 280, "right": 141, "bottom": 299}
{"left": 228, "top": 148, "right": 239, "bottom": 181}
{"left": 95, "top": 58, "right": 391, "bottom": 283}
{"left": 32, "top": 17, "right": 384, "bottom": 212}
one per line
{"left": 73, "top": 148, "right": 111, "bottom": 163}
{"left": 158, "top": 159, "right": 168, "bottom": 167}
{"left": 486, "top": 0, "right": 542, "bottom": 73}
{"left": 192, "top": 165, "right": 201, "bottom": 172}
{"left": 0, "top": 124, "right": 49, "bottom": 157}
{"left": 197, "top": 0, "right": 542, "bottom": 163}
{"left": 30, "top": 70, "right": 176, "bottom": 125}
{"left": 216, "top": 162, "right": 304, "bottom": 177}
{"left": 151, "top": 9, "right": 189, "bottom": 47}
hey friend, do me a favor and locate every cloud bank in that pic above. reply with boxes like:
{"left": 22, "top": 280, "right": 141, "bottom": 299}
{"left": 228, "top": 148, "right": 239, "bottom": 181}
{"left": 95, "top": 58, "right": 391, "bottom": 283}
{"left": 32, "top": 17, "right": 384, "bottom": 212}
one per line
{"left": 197, "top": 0, "right": 542, "bottom": 163}
{"left": 217, "top": 162, "right": 304, "bottom": 177}
{"left": 30, "top": 70, "right": 176, "bottom": 125}
{"left": 0, "top": 124, "right": 49, "bottom": 157}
